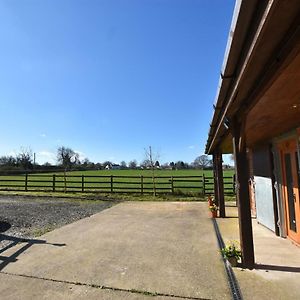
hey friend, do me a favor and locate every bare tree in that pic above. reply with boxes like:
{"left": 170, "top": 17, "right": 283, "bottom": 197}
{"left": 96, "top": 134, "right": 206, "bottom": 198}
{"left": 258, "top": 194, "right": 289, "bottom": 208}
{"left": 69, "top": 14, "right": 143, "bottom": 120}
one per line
{"left": 140, "top": 159, "right": 150, "bottom": 168}
{"left": 57, "top": 146, "right": 79, "bottom": 192}
{"left": 193, "top": 155, "right": 212, "bottom": 169}
{"left": 175, "top": 161, "right": 186, "bottom": 169}
{"left": 0, "top": 155, "right": 17, "bottom": 167}
{"left": 128, "top": 160, "right": 137, "bottom": 169}
{"left": 169, "top": 161, "right": 175, "bottom": 170}
{"left": 144, "top": 146, "right": 160, "bottom": 196}
{"left": 17, "top": 147, "right": 33, "bottom": 170}
{"left": 120, "top": 161, "right": 127, "bottom": 169}
{"left": 57, "top": 147, "right": 79, "bottom": 169}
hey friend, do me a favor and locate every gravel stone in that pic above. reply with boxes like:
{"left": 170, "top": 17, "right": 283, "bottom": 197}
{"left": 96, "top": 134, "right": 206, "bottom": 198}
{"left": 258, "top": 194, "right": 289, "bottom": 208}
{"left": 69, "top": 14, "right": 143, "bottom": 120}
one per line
{"left": 0, "top": 195, "right": 116, "bottom": 250}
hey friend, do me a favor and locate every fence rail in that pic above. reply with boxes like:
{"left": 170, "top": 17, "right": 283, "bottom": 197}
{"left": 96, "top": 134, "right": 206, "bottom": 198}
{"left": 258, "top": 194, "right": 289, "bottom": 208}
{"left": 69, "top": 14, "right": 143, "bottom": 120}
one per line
{"left": 0, "top": 174, "right": 235, "bottom": 195}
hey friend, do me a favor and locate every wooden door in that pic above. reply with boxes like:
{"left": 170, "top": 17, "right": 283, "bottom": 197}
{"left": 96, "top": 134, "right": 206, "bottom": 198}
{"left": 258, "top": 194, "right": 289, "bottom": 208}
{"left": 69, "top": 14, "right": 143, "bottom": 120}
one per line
{"left": 278, "top": 138, "right": 300, "bottom": 244}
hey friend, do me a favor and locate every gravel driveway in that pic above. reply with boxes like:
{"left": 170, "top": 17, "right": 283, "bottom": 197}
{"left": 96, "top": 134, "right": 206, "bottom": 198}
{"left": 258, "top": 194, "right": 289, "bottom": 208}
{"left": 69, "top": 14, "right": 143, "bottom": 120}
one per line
{"left": 0, "top": 195, "right": 116, "bottom": 249}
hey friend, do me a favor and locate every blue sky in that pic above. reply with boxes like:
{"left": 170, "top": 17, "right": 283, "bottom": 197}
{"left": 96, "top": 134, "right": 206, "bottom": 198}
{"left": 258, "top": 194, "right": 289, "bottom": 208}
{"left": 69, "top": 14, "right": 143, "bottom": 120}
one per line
{"left": 0, "top": 0, "right": 235, "bottom": 165}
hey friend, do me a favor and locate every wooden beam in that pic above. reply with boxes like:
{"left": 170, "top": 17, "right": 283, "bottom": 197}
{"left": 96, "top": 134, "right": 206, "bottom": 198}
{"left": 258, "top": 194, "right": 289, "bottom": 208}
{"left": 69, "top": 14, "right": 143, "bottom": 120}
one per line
{"left": 216, "top": 151, "right": 226, "bottom": 218}
{"left": 232, "top": 117, "right": 255, "bottom": 269}
{"left": 213, "top": 154, "right": 219, "bottom": 206}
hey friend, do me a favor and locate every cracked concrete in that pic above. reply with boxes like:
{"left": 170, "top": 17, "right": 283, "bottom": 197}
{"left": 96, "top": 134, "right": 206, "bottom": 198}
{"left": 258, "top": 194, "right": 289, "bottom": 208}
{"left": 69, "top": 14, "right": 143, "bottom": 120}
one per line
{"left": 0, "top": 202, "right": 231, "bottom": 300}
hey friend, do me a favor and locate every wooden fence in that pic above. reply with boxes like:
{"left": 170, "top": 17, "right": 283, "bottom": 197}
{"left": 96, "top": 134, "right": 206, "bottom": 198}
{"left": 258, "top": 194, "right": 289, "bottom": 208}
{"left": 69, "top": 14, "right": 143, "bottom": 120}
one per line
{"left": 0, "top": 174, "right": 235, "bottom": 195}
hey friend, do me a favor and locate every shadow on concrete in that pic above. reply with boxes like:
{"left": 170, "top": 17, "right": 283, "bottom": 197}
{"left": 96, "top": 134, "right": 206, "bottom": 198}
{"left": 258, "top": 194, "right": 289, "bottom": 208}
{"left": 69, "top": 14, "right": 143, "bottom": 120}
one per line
{"left": 255, "top": 263, "right": 300, "bottom": 273}
{"left": 0, "top": 233, "right": 66, "bottom": 271}
{"left": 0, "top": 221, "right": 11, "bottom": 233}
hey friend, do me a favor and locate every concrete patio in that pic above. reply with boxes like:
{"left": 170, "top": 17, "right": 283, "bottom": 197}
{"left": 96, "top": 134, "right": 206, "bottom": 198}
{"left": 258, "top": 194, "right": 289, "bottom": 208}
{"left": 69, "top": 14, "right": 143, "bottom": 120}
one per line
{"left": 217, "top": 204, "right": 300, "bottom": 300}
{"left": 0, "top": 202, "right": 231, "bottom": 300}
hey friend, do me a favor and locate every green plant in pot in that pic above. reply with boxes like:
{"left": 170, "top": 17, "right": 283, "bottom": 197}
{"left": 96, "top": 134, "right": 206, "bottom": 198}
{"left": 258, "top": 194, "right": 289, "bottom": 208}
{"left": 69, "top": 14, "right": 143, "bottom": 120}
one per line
{"left": 221, "top": 242, "right": 242, "bottom": 267}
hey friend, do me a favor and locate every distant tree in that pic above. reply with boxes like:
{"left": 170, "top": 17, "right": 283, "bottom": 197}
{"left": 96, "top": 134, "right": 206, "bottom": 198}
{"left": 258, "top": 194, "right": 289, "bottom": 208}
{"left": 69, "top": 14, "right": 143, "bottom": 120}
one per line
{"left": 82, "top": 158, "right": 90, "bottom": 166}
{"left": 95, "top": 163, "right": 102, "bottom": 170}
{"left": 120, "top": 161, "right": 127, "bottom": 169}
{"left": 57, "top": 147, "right": 79, "bottom": 170}
{"left": 193, "top": 155, "right": 212, "bottom": 169}
{"left": 128, "top": 160, "right": 137, "bottom": 169}
{"left": 57, "top": 146, "right": 79, "bottom": 192}
{"left": 175, "top": 161, "right": 185, "bottom": 169}
{"left": 144, "top": 146, "right": 160, "bottom": 196}
{"left": 82, "top": 158, "right": 95, "bottom": 170}
{"left": 169, "top": 162, "right": 175, "bottom": 170}
{"left": 88, "top": 162, "right": 95, "bottom": 169}
{"left": 0, "top": 155, "right": 17, "bottom": 167}
{"left": 184, "top": 162, "right": 191, "bottom": 169}
{"left": 155, "top": 160, "right": 160, "bottom": 168}
{"left": 140, "top": 159, "right": 150, "bottom": 168}
{"left": 43, "top": 162, "right": 52, "bottom": 167}
{"left": 17, "top": 148, "right": 33, "bottom": 170}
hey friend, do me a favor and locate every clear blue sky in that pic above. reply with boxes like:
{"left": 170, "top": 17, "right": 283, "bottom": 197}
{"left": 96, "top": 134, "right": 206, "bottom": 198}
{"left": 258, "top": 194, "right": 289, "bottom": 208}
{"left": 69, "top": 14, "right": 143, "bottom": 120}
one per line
{"left": 0, "top": 0, "right": 235, "bottom": 165}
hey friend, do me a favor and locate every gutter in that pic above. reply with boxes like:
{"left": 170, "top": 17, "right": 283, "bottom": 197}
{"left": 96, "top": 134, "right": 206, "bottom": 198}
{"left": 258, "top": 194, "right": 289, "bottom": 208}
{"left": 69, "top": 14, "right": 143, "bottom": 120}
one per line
{"left": 205, "top": 0, "right": 273, "bottom": 154}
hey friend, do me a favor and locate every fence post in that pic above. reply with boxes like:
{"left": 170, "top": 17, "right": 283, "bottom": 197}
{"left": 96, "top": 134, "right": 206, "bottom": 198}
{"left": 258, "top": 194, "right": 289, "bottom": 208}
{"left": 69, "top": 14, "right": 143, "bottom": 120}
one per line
{"left": 171, "top": 176, "right": 174, "bottom": 194}
{"left": 53, "top": 174, "right": 56, "bottom": 192}
{"left": 110, "top": 175, "right": 113, "bottom": 193}
{"left": 82, "top": 175, "right": 84, "bottom": 192}
{"left": 25, "top": 173, "right": 28, "bottom": 192}
{"left": 141, "top": 175, "right": 144, "bottom": 195}
{"left": 202, "top": 174, "right": 206, "bottom": 195}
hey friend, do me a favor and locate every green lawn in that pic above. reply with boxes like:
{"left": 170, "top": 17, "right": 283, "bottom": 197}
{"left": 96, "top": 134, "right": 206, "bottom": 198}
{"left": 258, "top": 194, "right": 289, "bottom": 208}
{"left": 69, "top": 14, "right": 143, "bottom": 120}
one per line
{"left": 0, "top": 169, "right": 235, "bottom": 196}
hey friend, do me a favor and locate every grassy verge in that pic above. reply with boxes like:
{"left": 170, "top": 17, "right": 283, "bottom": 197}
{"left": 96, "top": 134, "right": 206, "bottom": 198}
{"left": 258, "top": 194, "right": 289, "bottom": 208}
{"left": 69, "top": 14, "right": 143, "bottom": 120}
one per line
{"left": 0, "top": 190, "right": 209, "bottom": 202}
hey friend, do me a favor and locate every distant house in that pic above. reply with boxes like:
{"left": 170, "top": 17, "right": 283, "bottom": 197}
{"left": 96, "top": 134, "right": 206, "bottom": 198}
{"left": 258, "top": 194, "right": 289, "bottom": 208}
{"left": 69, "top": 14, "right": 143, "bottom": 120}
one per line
{"left": 105, "top": 164, "right": 121, "bottom": 170}
{"left": 206, "top": 0, "right": 300, "bottom": 268}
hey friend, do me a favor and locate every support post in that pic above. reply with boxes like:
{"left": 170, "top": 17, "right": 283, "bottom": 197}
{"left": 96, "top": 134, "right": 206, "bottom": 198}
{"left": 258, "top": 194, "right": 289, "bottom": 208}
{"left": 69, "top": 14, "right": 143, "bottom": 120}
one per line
{"left": 232, "top": 117, "right": 255, "bottom": 269}
{"left": 171, "top": 176, "right": 174, "bottom": 194}
{"left": 212, "top": 154, "right": 219, "bottom": 205}
{"left": 216, "top": 150, "right": 225, "bottom": 218}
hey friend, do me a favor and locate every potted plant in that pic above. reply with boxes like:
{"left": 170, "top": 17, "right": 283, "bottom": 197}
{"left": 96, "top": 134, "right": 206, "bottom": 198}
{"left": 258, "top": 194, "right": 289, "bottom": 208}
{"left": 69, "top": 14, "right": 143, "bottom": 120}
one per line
{"left": 209, "top": 203, "right": 218, "bottom": 218}
{"left": 221, "top": 242, "right": 242, "bottom": 267}
{"left": 207, "top": 195, "right": 215, "bottom": 207}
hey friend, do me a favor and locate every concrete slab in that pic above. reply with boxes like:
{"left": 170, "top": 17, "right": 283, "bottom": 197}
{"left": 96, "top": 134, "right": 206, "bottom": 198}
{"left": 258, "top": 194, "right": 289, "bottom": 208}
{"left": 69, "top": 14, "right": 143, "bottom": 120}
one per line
{"left": 0, "top": 202, "right": 231, "bottom": 300}
{"left": 217, "top": 204, "right": 300, "bottom": 300}
{"left": 0, "top": 272, "right": 177, "bottom": 300}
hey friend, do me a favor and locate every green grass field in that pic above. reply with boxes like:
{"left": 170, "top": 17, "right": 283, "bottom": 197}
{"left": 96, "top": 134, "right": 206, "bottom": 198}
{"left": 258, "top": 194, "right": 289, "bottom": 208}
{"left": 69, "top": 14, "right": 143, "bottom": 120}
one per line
{"left": 0, "top": 169, "right": 235, "bottom": 196}
{"left": 62, "top": 168, "right": 233, "bottom": 176}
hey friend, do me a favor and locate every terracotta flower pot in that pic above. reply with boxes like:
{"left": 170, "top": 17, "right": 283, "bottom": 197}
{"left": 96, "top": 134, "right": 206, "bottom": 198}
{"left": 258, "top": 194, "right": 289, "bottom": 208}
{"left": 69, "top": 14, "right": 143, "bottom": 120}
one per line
{"left": 211, "top": 210, "right": 217, "bottom": 218}
{"left": 227, "top": 257, "right": 238, "bottom": 267}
